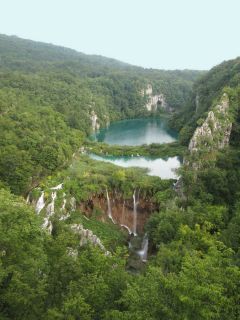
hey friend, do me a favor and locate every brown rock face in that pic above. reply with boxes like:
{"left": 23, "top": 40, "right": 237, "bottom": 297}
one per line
{"left": 79, "top": 191, "right": 156, "bottom": 235}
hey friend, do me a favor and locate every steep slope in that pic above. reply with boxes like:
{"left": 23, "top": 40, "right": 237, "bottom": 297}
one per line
{"left": 170, "top": 56, "right": 240, "bottom": 144}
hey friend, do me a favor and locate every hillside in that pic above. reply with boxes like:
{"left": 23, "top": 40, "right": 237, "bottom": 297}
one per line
{"left": 1, "top": 35, "right": 240, "bottom": 320}
{"left": 170, "top": 56, "right": 240, "bottom": 144}
{"left": 0, "top": 34, "right": 202, "bottom": 195}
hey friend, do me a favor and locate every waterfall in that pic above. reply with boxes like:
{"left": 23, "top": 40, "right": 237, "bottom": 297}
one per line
{"left": 120, "top": 224, "right": 132, "bottom": 234}
{"left": 47, "top": 221, "right": 53, "bottom": 234}
{"left": 36, "top": 192, "right": 45, "bottom": 214}
{"left": 61, "top": 198, "right": 67, "bottom": 211}
{"left": 106, "top": 189, "right": 115, "bottom": 224}
{"left": 46, "top": 192, "right": 57, "bottom": 216}
{"left": 137, "top": 234, "right": 149, "bottom": 262}
{"left": 42, "top": 192, "right": 56, "bottom": 234}
{"left": 42, "top": 217, "right": 49, "bottom": 229}
{"left": 132, "top": 190, "right": 138, "bottom": 236}
{"left": 51, "top": 183, "right": 63, "bottom": 190}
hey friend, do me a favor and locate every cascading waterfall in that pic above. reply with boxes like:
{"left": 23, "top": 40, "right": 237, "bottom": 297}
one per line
{"left": 35, "top": 184, "right": 63, "bottom": 234}
{"left": 132, "top": 189, "right": 138, "bottom": 236}
{"left": 120, "top": 200, "right": 132, "bottom": 234}
{"left": 61, "top": 198, "right": 66, "bottom": 210}
{"left": 43, "top": 191, "right": 57, "bottom": 234}
{"left": 137, "top": 234, "right": 149, "bottom": 262}
{"left": 46, "top": 191, "right": 57, "bottom": 216}
{"left": 36, "top": 191, "right": 45, "bottom": 214}
{"left": 106, "top": 189, "right": 115, "bottom": 224}
{"left": 51, "top": 183, "right": 63, "bottom": 190}
{"left": 121, "top": 224, "right": 132, "bottom": 235}
{"left": 60, "top": 194, "right": 70, "bottom": 220}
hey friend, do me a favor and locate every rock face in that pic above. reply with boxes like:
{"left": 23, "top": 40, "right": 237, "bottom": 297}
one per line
{"left": 142, "top": 84, "right": 169, "bottom": 112}
{"left": 189, "top": 93, "right": 232, "bottom": 154}
{"left": 79, "top": 191, "right": 156, "bottom": 235}
{"left": 90, "top": 110, "right": 100, "bottom": 131}
{"left": 71, "top": 224, "right": 109, "bottom": 254}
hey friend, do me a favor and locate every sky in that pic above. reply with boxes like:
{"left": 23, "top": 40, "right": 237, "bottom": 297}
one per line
{"left": 0, "top": 0, "right": 239, "bottom": 70}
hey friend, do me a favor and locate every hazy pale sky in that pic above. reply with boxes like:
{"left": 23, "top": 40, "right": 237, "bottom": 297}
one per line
{"left": 1, "top": 0, "right": 239, "bottom": 70}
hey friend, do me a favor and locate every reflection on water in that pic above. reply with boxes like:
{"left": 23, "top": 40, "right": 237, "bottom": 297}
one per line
{"left": 92, "top": 118, "right": 177, "bottom": 146}
{"left": 89, "top": 154, "right": 180, "bottom": 179}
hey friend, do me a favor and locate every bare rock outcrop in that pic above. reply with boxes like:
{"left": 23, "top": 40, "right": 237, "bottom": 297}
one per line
{"left": 71, "top": 224, "right": 110, "bottom": 254}
{"left": 90, "top": 110, "right": 100, "bottom": 131}
{"left": 141, "top": 84, "right": 169, "bottom": 112}
{"left": 189, "top": 93, "right": 232, "bottom": 154}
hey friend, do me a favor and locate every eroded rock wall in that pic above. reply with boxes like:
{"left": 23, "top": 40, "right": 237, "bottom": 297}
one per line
{"left": 189, "top": 93, "right": 232, "bottom": 154}
{"left": 142, "top": 84, "right": 169, "bottom": 112}
{"left": 79, "top": 192, "right": 156, "bottom": 235}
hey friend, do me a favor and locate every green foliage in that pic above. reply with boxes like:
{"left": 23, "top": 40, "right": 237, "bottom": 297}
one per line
{"left": 1, "top": 34, "right": 240, "bottom": 320}
{"left": 172, "top": 57, "right": 240, "bottom": 145}
{"left": 0, "top": 34, "right": 197, "bottom": 195}
{"left": 85, "top": 140, "right": 186, "bottom": 158}
{"left": 0, "top": 100, "right": 82, "bottom": 194}
{"left": 0, "top": 189, "right": 47, "bottom": 319}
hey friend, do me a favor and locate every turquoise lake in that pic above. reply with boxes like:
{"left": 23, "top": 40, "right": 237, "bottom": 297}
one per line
{"left": 92, "top": 117, "right": 178, "bottom": 146}
{"left": 89, "top": 154, "right": 180, "bottom": 179}
{"left": 89, "top": 118, "right": 180, "bottom": 179}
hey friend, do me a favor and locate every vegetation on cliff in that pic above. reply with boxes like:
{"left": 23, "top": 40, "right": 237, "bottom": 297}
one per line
{"left": 0, "top": 35, "right": 240, "bottom": 319}
{"left": 0, "top": 34, "right": 199, "bottom": 194}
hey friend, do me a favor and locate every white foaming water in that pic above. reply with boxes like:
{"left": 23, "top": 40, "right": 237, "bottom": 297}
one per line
{"left": 137, "top": 234, "right": 149, "bottom": 262}
{"left": 61, "top": 198, "right": 67, "bottom": 211}
{"left": 132, "top": 190, "right": 138, "bottom": 236}
{"left": 51, "top": 183, "right": 63, "bottom": 190}
{"left": 46, "top": 192, "right": 57, "bottom": 216}
{"left": 36, "top": 192, "right": 45, "bottom": 214}
{"left": 120, "top": 224, "right": 132, "bottom": 234}
{"left": 106, "top": 189, "right": 115, "bottom": 224}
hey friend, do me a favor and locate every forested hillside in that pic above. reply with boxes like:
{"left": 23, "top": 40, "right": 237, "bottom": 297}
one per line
{"left": 0, "top": 34, "right": 201, "bottom": 194}
{"left": 1, "top": 34, "right": 240, "bottom": 320}
{"left": 171, "top": 57, "right": 240, "bottom": 144}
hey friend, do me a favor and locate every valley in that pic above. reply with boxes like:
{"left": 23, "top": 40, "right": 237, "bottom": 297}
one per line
{"left": 0, "top": 34, "right": 240, "bottom": 320}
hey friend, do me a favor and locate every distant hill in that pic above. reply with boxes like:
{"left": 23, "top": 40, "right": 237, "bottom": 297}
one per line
{"left": 0, "top": 33, "right": 203, "bottom": 194}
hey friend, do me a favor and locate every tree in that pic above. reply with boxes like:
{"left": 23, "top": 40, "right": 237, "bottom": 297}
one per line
{"left": 0, "top": 189, "right": 47, "bottom": 319}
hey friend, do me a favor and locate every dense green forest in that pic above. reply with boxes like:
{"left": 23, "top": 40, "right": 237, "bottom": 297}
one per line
{"left": 0, "top": 34, "right": 240, "bottom": 319}
{"left": 0, "top": 34, "right": 202, "bottom": 195}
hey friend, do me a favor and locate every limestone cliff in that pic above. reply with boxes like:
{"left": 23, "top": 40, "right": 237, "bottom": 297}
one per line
{"left": 142, "top": 84, "right": 169, "bottom": 112}
{"left": 71, "top": 224, "right": 109, "bottom": 254}
{"left": 175, "top": 93, "right": 232, "bottom": 194}
{"left": 189, "top": 93, "right": 232, "bottom": 154}
{"left": 90, "top": 110, "right": 100, "bottom": 131}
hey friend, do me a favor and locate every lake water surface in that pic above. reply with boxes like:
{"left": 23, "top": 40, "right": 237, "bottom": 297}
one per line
{"left": 89, "top": 154, "right": 180, "bottom": 179}
{"left": 92, "top": 117, "right": 177, "bottom": 146}
{"left": 90, "top": 117, "right": 180, "bottom": 179}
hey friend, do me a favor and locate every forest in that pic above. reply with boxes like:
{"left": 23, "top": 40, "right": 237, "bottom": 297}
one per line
{"left": 0, "top": 34, "right": 240, "bottom": 320}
